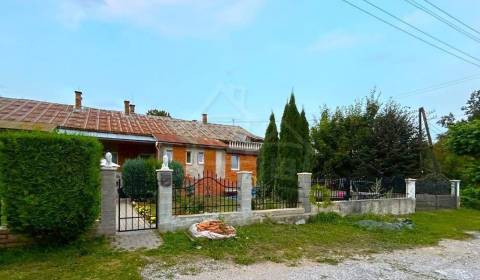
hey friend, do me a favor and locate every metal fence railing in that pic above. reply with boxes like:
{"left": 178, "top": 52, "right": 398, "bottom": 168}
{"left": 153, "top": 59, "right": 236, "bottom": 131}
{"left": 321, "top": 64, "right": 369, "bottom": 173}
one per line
{"left": 173, "top": 171, "right": 239, "bottom": 215}
{"left": 312, "top": 177, "right": 407, "bottom": 202}
{"left": 252, "top": 184, "right": 299, "bottom": 210}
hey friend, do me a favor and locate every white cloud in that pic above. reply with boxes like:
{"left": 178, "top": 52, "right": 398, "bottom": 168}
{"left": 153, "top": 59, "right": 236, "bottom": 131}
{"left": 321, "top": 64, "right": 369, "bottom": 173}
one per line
{"left": 57, "top": 0, "right": 265, "bottom": 38}
{"left": 307, "top": 30, "right": 361, "bottom": 53}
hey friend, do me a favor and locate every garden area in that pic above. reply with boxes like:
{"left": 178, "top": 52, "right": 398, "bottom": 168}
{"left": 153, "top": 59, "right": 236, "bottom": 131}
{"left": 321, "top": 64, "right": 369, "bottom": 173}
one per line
{"left": 0, "top": 209, "right": 479, "bottom": 279}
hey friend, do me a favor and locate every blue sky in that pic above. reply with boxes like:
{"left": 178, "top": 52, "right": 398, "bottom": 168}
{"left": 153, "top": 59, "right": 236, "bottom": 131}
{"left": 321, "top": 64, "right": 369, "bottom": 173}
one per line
{"left": 1, "top": 0, "right": 479, "bottom": 137}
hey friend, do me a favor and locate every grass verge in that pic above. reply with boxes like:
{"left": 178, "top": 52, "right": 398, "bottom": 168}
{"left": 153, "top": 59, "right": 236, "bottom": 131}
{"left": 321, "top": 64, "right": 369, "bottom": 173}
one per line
{"left": 0, "top": 209, "right": 479, "bottom": 279}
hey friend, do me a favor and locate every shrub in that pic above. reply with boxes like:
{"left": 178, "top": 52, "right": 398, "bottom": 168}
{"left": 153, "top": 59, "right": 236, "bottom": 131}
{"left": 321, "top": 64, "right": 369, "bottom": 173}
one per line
{"left": 122, "top": 158, "right": 184, "bottom": 200}
{"left": 461, "top": 186, "right": 480, "bottom": 210}
{"left": 309, "top": 184, "right": 332, "bottom": 208}
{"left": 122, "top": 158, "right": 159, "bottom": 200}
{"left": 169, "top": 160, "right": 184, "bottom": 188}
{"left": 0, "top": 131, "right": 102, "bottom": 242}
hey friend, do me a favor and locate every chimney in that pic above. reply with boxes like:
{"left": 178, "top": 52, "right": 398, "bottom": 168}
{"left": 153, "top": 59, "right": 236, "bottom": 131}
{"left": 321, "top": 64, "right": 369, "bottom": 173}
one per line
{"left": 202, "top": 113, "right": 208, "bottom": 124}
{"left": 74, "top": 91, "right": 82, "bottom": 109}
{"left": 124, "top": 100, "right": 130, "bottom": 115}
{"left": 129, "top": 104, "right": 135, "bottom": 114}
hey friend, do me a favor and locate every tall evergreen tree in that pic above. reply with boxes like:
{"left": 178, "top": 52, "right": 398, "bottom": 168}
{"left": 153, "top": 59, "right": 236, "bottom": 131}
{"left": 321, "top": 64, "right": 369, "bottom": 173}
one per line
{"left": 257, "top": 113, "right": 279, "bottom": 188}
{"left": 276, "top": 93, "right": 303, "bottom": 203}
{"left": 300, "top": 109, "right": 313, "bottom": 172}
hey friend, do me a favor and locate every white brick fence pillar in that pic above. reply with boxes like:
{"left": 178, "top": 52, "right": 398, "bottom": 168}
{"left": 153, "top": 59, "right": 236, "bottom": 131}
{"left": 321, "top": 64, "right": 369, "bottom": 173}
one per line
{"left": 157, "top": 168, "right": 173, "bottom": 232}
{"left": 405, "top": 178, "right": 416, "bottom": 199}
{"left": 98, "top": 166, "right": 118, "bottom": 236}
{"left": 450, "top": 180, "right": 461, "bottom": 209}
{"left": 298, "top": 173, "right": 312, "bottom": 213}
{"left": 237, "top": 171, "right": 253, "bottom": 215}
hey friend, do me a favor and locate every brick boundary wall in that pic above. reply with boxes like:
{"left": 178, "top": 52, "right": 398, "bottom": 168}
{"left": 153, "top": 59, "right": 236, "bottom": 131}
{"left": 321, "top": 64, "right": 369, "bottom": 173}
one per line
{"left": 0, "top": 227, "right": 30, "bottom": 248}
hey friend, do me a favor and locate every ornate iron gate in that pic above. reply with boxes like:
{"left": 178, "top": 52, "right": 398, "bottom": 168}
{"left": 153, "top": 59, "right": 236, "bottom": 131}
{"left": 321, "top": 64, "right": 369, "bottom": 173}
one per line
{"left": 117, "top": 174, "right": 158, "bottom": 232}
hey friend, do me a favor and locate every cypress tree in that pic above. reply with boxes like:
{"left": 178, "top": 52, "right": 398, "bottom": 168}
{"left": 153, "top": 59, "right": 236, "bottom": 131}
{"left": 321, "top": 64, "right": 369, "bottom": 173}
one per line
{"left": 258, "top": 113, "right": 279, "bottom": 189}
{"left": 300, "top": 108, "right": 313, "bottom": 172}
{"left": 276, "top": 93, "right": 303, "bottom": 204}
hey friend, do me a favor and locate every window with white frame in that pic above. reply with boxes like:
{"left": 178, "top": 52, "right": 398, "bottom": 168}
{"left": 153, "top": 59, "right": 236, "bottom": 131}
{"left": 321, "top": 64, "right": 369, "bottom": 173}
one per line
{"left": 110, "top": 152, "right": 119, "bottom": 164}
{"left": 165, "top": 149, "right": 173, "bottom": 163}
{"left": 197, "top": 151, "right": 204, "bottom": 164}
{"left": 231, "top": 154, "right": 240, "bottom": 170}
{"left": 186, "top": 151, "right": 192, "bottom": 164}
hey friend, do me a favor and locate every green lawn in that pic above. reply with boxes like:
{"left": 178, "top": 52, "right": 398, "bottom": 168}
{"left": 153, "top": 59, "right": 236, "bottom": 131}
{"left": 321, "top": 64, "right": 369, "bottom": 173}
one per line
{"left": 1, "top": 209, "right": 480, "bottom": 279}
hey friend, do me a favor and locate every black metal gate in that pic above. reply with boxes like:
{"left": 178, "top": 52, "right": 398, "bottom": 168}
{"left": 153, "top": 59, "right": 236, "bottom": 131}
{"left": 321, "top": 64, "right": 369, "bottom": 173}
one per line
{"left": 117, "top": 174, "right": 158, "bottom": 232}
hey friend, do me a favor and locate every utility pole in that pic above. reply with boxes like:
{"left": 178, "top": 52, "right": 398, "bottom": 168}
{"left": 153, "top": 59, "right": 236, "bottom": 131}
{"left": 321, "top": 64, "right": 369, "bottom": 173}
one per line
{"left": 419, "top": 108, "right": 423, "bottom": 175}
{"left": 419, "top": 107, "right": 440, "bottom": 174}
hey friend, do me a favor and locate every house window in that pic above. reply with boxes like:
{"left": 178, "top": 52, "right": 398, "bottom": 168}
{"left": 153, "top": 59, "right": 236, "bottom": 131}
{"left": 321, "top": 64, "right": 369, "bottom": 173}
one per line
{"left": 197, "top": 152, "right": 204, "bottom": 165}
{"left": 110, "top": 152, "right": 118, "bottom": 164}
{"left": 231, "top": 155, "right": 240, "bottom": 170}
{"left": 165, "top": 149, "right": 173, "bottom": 163}
{"left": 186, "top": 151, "right": 192, "bottom": 165}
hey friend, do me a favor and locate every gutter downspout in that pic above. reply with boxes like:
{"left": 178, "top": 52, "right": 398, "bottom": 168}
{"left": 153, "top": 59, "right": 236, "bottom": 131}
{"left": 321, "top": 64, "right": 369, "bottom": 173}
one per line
{"left": 155, "top": 141, "right": 162, "bottom": 161}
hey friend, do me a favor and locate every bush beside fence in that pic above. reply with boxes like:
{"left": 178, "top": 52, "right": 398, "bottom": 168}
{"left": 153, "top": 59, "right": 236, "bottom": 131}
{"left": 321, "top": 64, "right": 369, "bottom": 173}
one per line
{"left": 0, "top": 131, "right": 102, "bottom": 242}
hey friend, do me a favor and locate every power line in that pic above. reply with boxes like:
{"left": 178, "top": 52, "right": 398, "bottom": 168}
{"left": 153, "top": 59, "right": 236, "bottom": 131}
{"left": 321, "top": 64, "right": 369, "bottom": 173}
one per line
{"left": 360, "top": 0, "right": 480, "bottom": 63}
{"left": 404, "top": 0, "right": 480, "bottom": 43}
{"left": 396, "top": 73, "right": 480, "bottom": 98}
{"left": 339, "top": 0, "right": 480, "bottom": 68}
{"left": 422, "top": 0, "right": 480, "bottom": 36}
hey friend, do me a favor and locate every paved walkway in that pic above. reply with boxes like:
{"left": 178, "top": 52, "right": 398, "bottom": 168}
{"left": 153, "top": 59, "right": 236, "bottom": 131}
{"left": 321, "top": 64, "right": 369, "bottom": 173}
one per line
{"left": 118, "top": 198, "right": 155, "bottom": 232}
{"left": 112, "top": 198, "right": 162, "bottom": 251}
{"left": 142, "top": 232, "right": 480, "bottom": 280}
{"left": 112, "top": 230, "right": 162, "bottom": 251}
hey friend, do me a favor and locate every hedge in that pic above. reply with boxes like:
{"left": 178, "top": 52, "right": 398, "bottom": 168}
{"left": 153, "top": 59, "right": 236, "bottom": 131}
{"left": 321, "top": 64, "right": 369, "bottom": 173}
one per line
{"left": 122, "top": 158, "right": 159, "bottom": 200}
{"left": 0, "top": 131, "right": 102, "bottom": 242}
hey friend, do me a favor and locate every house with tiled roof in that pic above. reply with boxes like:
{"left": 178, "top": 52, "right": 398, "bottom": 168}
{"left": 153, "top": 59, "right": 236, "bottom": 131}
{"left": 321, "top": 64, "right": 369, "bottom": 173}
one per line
{"left": 0, "top": 91, "right": 263, "bottom": 181}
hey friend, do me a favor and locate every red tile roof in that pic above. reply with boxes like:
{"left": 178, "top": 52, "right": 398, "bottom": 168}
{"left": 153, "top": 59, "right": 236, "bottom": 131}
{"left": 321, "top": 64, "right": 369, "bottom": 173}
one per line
{"left": 0, "top": 97, "right": 261, "bottom": 146}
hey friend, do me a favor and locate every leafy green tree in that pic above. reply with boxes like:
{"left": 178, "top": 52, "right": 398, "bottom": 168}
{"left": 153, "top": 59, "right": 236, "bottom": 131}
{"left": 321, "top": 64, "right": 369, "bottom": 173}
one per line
{"left": 462, "top": 90, "right": 480, "bottom": 121}
{"left": 147, "top": 109, "right": 171, "bottom": 117}
{"left": 438, "top": 89, "right": 480, "bottom": 127}
{"left": 311, "top": 95, "right": 419, "bottom": 179}
{"left": 447, "top": 119, "right": 480, "bottom": 157}
{"left": 446, "top": 120, "right": 480, "bottom": 184}
{"left": 433, "top": 136, "right": 473, "bottom": 184}
{"left": 368, "top": 101, "right": 419, "bottom": 177}
{"left": 257, "top": 113, "right": 279, "bottom": 188}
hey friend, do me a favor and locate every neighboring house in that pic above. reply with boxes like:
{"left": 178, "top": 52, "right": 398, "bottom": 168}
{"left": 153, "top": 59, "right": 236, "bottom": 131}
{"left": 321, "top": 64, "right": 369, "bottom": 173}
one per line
{"left": 0, "top": 91, "right": 263, "bottom": 181}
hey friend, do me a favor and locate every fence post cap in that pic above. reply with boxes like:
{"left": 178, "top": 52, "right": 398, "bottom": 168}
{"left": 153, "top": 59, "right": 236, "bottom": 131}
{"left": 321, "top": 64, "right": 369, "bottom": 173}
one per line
{"left": 449, "top": 179, "right": 461, "bottom": 182}
{"left": 156, "top": 168, "right": 173, "bottom": 173}
{"left": 101, "top": 166, "right": 118, "bottom": 171}
{"left": 297, "top": 172, "right": 312, "bottom": 175}
{"left": 405, "top": 178, "right": 417, "bottom": 182}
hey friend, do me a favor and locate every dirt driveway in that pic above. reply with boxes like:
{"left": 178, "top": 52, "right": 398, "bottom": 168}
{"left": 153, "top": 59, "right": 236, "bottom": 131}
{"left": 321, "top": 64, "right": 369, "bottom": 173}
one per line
{"left": 142, "top": 232, "right": 480, "bottom": 280}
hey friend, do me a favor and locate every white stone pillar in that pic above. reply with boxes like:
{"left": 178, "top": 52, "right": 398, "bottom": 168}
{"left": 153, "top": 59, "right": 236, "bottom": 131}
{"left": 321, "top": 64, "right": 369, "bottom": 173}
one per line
{"left": 298, "top": 173, "right": 312, "bottom": 213}
{"left": 405, "top": 178, "right": 416, "bottom": 199}
{"left": 450, "top": 180, "right": 461, "bottom": 208}
{"left": 98, "top": 166, "right": 118, "bottom": 236}
{"left": 157, "top": 169, "right": 173, "bottom": 232}
{"left": 237, "top": 171, "right": 253, "bottom": 214}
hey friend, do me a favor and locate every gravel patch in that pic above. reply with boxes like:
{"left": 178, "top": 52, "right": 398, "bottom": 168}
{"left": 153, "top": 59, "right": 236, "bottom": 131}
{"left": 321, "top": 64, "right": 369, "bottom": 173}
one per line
{"left": 142, "top": 232, "right": 480, "bottom": 280}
